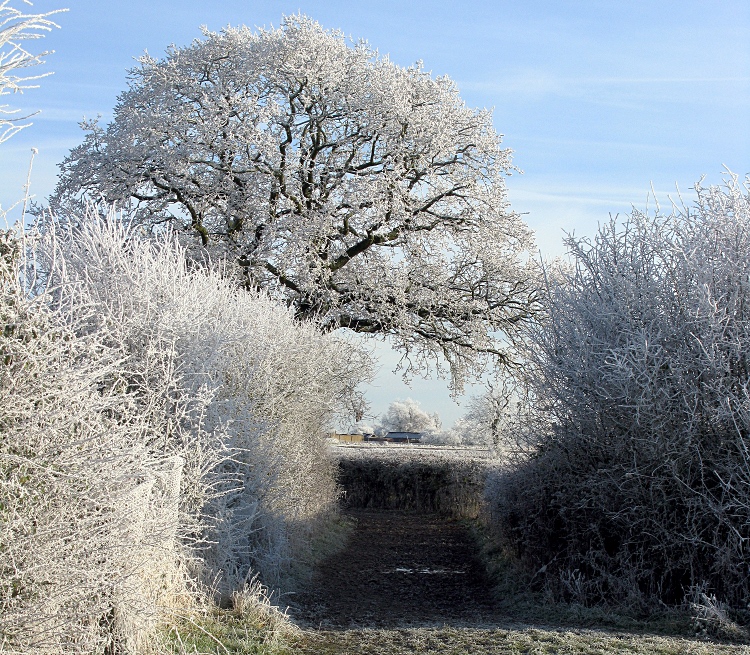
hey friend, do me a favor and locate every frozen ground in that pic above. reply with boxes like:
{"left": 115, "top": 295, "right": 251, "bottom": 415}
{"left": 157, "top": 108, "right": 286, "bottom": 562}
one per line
{"left": 289, "top": 507, "right": 749, "bottom": 654}
{"left": 289, "top": 508, "right": 495, "bottom": 628}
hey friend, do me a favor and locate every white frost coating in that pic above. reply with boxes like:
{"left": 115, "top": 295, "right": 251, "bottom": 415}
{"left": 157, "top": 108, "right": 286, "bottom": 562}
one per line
{"left": 1, "top": 226, "right": 191, "bottom": 654}
{"left": 47, "top": 15, "right": 538, "bottom": 390}
{"left": 378, "top": 397, "right": 441, "bottom": 435}
{"left": 488, "top": 174, "right": 750, "bottom": 608}
{"left": 1, "top": 213, "right": 372, "bottom": 652}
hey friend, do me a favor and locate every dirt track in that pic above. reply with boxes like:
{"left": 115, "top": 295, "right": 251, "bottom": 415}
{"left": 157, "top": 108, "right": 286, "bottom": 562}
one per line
{"left": 285, "top": 448, "right": 749, "bottom": 653}
{"left": 290, "top": 508, "right": 497, "bottom": 629}
{"left": 287, "top": 508, "right": 750, "bottom": 654}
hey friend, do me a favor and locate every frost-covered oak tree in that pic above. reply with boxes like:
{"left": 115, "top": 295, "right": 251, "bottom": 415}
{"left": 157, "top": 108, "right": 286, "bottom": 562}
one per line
{"left": 47, "top": 15, "right": 538, "bottom": 388}
{"left": 378, "top": 398, "right": 441, "bottom": 435}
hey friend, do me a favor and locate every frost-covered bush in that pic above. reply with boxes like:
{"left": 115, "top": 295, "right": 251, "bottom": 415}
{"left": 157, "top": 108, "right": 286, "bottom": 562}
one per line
{"left": 487, "top": 175, "right": 750, "bottom": 611}
{"left": 1, "top": 215, "right": 371, "bottom": 653}
{"left": 420, "top": 428, "right": 463, "bottom": 446}
{"left": 39, "top": 215, "right": 371, "bottom": 596}
{"left": 1, "top": 227, "right": 195, "bottom": 654}
{"left": 336, "top": 444, "right": 493, "bottom": 518}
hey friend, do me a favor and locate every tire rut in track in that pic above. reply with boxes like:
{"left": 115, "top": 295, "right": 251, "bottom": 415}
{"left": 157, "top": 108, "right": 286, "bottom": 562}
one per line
{"left": 289, "top": 508, "right": 498, "bottom": 629}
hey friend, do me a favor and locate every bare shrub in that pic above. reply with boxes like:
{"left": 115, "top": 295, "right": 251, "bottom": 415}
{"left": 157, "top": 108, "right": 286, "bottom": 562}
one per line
{"left": 486, "top": 175, "right": 750, "bottom": 614}
{"left": 688, "top": 583, "right": 748, "bottom": 641}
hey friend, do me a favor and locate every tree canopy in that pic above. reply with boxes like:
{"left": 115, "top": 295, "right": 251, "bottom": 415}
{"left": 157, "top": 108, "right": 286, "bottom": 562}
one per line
{"left": 48, "top": 15, "right": 538, "bottom": 389}
{"left": 378, "top": 398, "right": 441, "bottom": 435}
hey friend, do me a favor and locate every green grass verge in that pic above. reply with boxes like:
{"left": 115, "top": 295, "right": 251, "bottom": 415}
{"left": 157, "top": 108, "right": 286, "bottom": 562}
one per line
{"left": 156, "top": 579, "right": 313, "bottom": 655}
{"left": 160, "top": 610, "right": 301, "bottom": 655}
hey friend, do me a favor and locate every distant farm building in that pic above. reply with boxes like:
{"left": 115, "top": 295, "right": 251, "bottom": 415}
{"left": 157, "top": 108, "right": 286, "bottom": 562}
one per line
{"left": 332, "top": 433, "right": 365, "bottom": 443}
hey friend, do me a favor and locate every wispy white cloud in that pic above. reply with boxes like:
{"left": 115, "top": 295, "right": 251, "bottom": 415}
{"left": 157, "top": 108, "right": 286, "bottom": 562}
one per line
{"left": 471, "top": 76, "right": 750, "bottom": 90}
{"left": 513, "top": 189, "right": 639, "bottom": 207}
{"left": 0, "top": 138, "right": 81, "bottom": 158}
{"left": 460, "top": 75, "right": 750, "bottom": 106}
{"left": 508, "top": 134, "right": 688, "bottom": 156}
{"left": 510, "top": 181, "right": 692, "bottom": 207}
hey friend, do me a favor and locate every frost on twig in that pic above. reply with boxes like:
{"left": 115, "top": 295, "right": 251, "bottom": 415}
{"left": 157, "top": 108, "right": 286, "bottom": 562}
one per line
{"left": 0, "top": 1, "right": 66, "bottom": 142}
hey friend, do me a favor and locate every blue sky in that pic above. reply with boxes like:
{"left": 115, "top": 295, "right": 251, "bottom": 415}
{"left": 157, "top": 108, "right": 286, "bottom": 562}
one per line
{"left": 2, "top": 0, "right": 749, "bottom": 427}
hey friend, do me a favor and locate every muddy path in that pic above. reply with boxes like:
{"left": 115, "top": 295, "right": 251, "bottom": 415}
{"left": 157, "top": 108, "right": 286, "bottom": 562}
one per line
{"left": 285, "top": 510, "right": 749, "bottom": 655}
{"left": 284, "top": 451, "right": 748, "bottom": 654}
{"left": 289, "top": 508, "right": 499, "bottom": 629}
